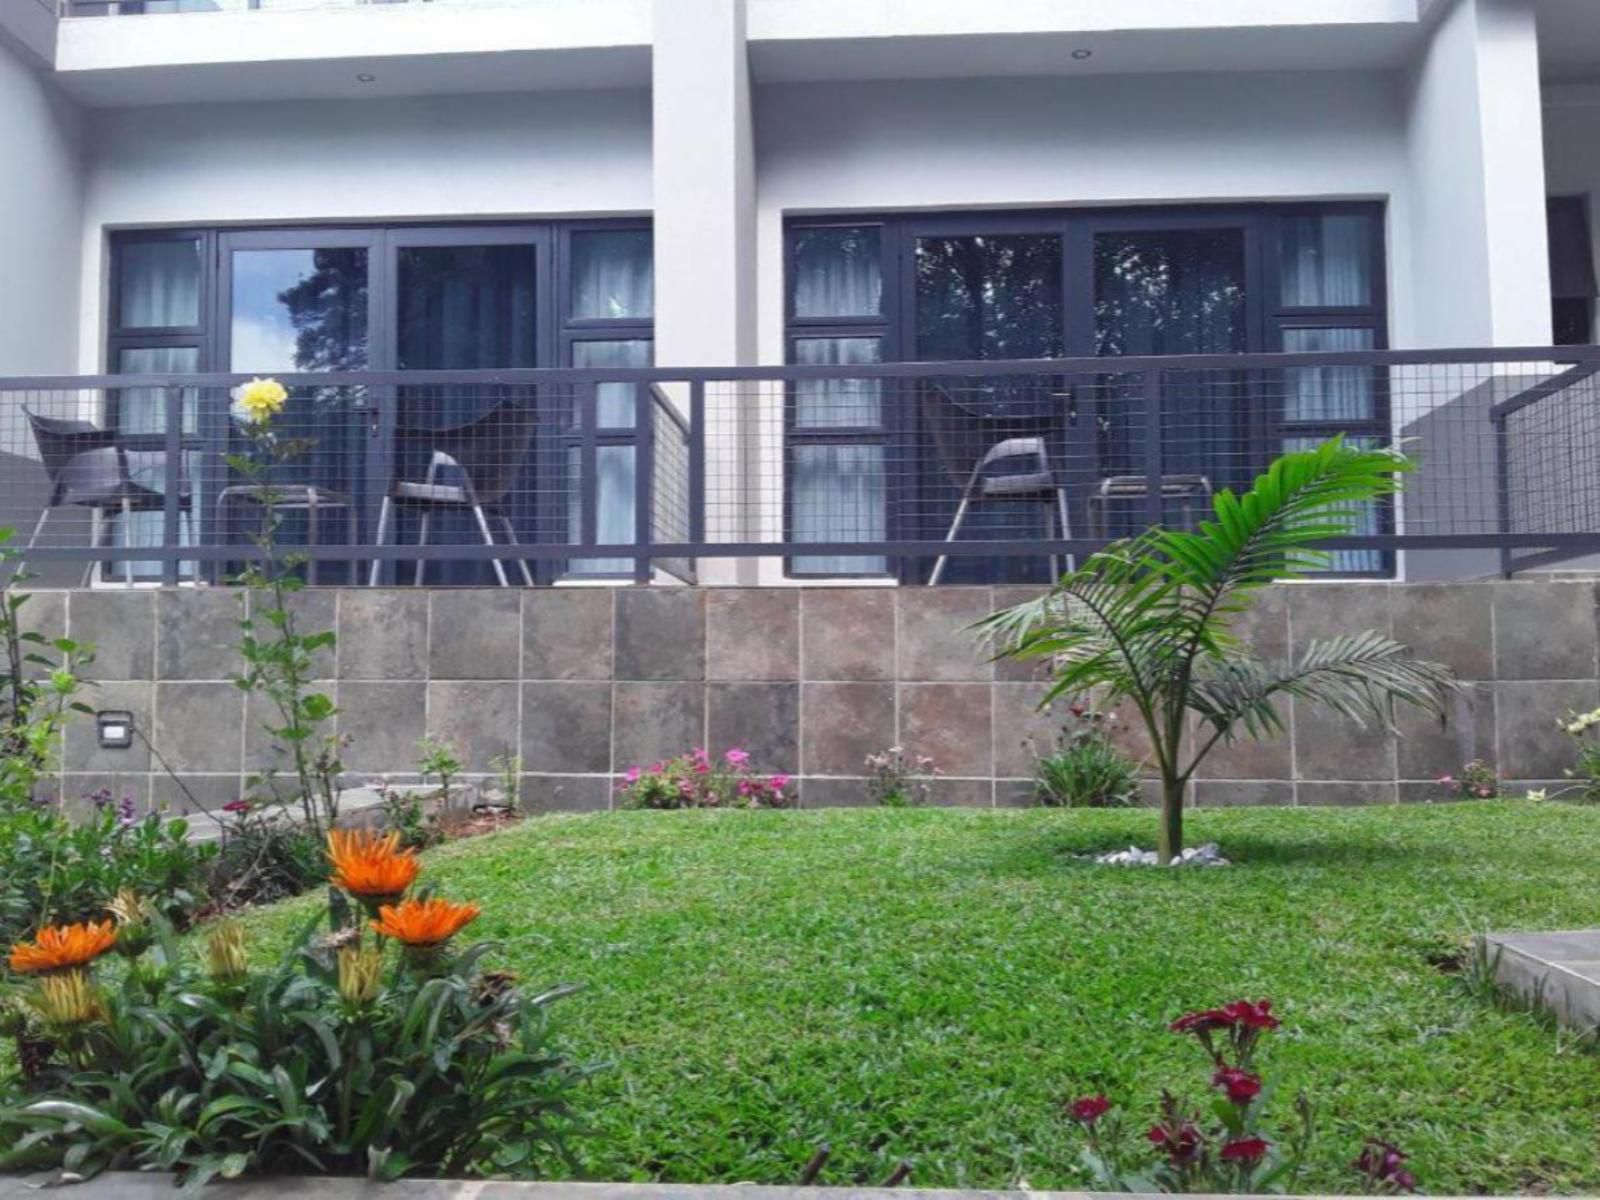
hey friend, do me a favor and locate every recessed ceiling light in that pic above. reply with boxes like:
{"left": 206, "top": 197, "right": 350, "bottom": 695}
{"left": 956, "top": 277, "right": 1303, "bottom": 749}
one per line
{"left": 356, "top": 73, "right": 377, "bottom": 83}
{"left": 1071, "top": 48, "right": 1093, "bottom": 60}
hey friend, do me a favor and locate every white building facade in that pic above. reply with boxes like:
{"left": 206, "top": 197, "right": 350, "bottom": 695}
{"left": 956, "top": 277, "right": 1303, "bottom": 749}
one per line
{"left": 0, "top": 0, "right": 1595, "bottom": 587}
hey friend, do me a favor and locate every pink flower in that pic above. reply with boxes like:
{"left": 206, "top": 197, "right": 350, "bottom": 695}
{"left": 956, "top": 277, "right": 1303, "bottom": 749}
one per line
{"left": 221, "top": 799, "right": 251, "bottom": 815}
{"left": 649, "top": 762, "right": 665, "bottom": 775}
{"left": 770, "top": 773, "right": 791, "bottom": 790}
{"left": 624, "top": 766, "right": 642, "bottom": 784}
{"left": 725, "top": 748, "right": 751, "bottom": 768}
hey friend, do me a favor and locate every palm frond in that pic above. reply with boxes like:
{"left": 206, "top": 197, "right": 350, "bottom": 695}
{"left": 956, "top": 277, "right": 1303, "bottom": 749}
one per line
{"left": 1189, "top": 630, "right": 1456, "bottom": 757}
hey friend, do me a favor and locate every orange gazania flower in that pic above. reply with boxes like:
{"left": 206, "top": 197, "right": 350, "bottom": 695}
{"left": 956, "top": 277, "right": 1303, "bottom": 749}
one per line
{"left": 371, "top": 897, "right": 481, "bottom": 947}
{"left": 328, "top": 829, "right": 419, "bottom": 900}
{"left": 9, "top": 920, "right": 119, "bottom": 975}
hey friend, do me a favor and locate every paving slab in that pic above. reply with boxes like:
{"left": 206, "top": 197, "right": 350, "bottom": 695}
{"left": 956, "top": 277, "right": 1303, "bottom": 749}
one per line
{"left": 1484, "top": 928, "right": 1600, "bottom": 1031}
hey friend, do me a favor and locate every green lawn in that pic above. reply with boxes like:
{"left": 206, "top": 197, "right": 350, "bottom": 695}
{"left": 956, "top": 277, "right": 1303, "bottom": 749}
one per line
{"left": 237, "top": 802, "right": 1600, "bottom": 1193}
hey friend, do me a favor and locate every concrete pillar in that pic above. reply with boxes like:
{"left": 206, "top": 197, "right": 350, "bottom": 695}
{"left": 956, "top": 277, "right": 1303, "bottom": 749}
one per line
{"left": 1403, "top": 0, "right": 1551, "bottom": 348}
{"left": 651, "top": 0, "right": 756, "bottom": 367}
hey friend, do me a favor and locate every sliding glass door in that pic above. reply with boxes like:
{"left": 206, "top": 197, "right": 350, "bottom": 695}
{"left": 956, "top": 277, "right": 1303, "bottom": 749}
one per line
{"left": 112, "top": 219, "right": 653, "bottom": 585}
{"left": 216, "top": 229, "right": 379, "bottom": 582}
{"left": 388, "top": 227, "right": 548, "bottom": 584}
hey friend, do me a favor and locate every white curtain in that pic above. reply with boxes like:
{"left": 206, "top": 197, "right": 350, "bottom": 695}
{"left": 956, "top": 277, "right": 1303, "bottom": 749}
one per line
{"left": 1281, "top": 327, "right": 1376, "bottom": 422}
{"left": 567, "top": 445, "right": 637, "bottom": 576}
{"left": 1283, "top": 432, "right": 1382, "bottom": 574}
{"left": 573, "top": 338, "right": 652, "bottom": 428}
{"left": 571, "top": 231, "right": 653, "bottom": 321}
{"left": 119, "top": 240, "right": 201, "bottom": 329}
{"left": 793, "top": 444, "right": 886, "bottom": 575}
{"left": 792, "top": 228, "right": 881, "bottom": 319}
{"left": 1280, "top": 215, "right": 1371, "bottom": 308}
{"left": 794, "top": 336, "right": 882, "bottom": 427}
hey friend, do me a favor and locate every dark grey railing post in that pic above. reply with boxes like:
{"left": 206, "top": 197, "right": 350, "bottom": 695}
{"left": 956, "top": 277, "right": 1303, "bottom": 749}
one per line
{"left": 578, "top": 381, "right": 598, "bottom": 562}
{"left": 161, "top": 384, "right": 182, "bottom": 587}
{"left": 633, "top": 381, "right": 655, "bottom": 585}
{"left": 1142, "top": 368, "right": 1165, "bottom": 530}
{"left": 688, "top": 379, "right": 706, "bottom": 547}
{"left": 1493, "top": 408, "right": 1514, "bottom": 579}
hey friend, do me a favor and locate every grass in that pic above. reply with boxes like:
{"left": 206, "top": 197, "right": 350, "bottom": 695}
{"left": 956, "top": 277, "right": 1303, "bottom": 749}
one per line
{"left": 235, "top": 801, "right": 1600, "bottom": 1193}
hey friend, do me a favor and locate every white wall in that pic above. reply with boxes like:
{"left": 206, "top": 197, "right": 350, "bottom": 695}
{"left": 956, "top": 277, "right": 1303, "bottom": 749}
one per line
{"left": 1545, "top": 84, "right": 1600, "bottom": 342}
{"left": 0, "top": 38, "right": 85, "bottom": 377}
{"left": 755, "top": 70, "right": 1413, "bottom": 362}
{"left": 77, "top": 88, "right": 653, "bottom": 370}
{"left": 1402, "top": 0, "right": 1551, "bottom": 349}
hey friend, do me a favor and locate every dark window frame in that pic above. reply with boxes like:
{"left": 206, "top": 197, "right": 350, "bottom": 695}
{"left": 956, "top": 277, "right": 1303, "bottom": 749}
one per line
{"left": 782, "top": 201, "right": 1390, "bottom": 581}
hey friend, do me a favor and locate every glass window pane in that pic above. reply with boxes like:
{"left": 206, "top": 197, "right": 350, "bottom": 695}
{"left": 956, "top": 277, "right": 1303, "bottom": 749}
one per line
{"left": 1280, "top": 214, "right": 1374, "bottom": 308}
{"left": 792, "top": 226, "right": 882, "bottom": 319}
{"left": 1094, "top": 229, "right": 1247, "bottom": 356}
{"left": 398, "top": 244, "right": 536, "bottom": 370}
{"left": 1281, "top": 327, "right": 1377, "bottom": 422}
{"left": 915, "top": 234, "right": 1063, "bottom": 361}
{"left": 1284, "top": 434, "right": 1383, "bottom": 572}
{"left": 794, "top": 336, "right": 882, "bottom": 427}
{"left": 567, "top": 444, "right": 636, "bottom": 575}
{"left": 231, "top": 247, "right": 368, "bottom": 371}
{"left": 570, "top": 230, "right": 653, "bottom": 320}
{"left": 792, "top": 443, "right": 886, "bottom": 574}
{"left": 573, "top": 338, "right": 653, "bottom": 428}
{"left": 118, "top": 239, "right": 202, "bottom": 329}
{"left": 116, "top": 346, "right": 200, "bottom": 435}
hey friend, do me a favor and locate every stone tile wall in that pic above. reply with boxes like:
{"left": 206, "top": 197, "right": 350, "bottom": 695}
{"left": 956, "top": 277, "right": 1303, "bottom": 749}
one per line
{"left": 27, "top": 581, "right": 1599, "bottom": 812}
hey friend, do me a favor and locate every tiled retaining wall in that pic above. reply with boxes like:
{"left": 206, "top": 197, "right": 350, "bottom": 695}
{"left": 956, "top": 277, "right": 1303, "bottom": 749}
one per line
{"left": 22, "top": 581, "right": 1599, "bottom": 813}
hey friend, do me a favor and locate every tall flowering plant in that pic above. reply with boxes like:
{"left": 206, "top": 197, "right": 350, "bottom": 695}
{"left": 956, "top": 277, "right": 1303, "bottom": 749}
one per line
{"left": 227, "top": 378, "right": 345, "bottom": 839}
{"left": 616, "top": 747, "right": 792, "bottom": 809}
{"left": 1065, "top": 999, "right": 1413, "bottom": 1195}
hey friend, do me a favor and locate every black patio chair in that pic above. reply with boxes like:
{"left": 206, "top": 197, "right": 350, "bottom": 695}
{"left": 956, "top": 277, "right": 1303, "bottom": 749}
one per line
{"left": 922, "top": 380, "right": 1073, "bottom": 585}
{"left": 368, "top": 398, "right": 538, "bottom": 587}
{"left": 21, "top": 407, "right": 193, "bottom": 587}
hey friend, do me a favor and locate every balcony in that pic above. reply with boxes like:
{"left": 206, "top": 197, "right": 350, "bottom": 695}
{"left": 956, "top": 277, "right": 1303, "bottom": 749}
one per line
{"left": 1, "top": 346, "right": 1597, "bottom": 589}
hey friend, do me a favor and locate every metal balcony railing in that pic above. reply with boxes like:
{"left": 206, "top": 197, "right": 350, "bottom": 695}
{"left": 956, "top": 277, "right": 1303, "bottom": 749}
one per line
{"left": 0, "top": 346, "right": 1597, "bottom": 587}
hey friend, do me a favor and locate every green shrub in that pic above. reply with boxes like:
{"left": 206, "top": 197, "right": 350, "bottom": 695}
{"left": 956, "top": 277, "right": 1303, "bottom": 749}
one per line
{"left": 1033, "top": 711, "right": 1140, "bottom": 808}
{"left": 0, "top": 794, "right": 216, "bottom": 945}
{"left": 0, "top": 848, "right": 590, "bottom": 1188}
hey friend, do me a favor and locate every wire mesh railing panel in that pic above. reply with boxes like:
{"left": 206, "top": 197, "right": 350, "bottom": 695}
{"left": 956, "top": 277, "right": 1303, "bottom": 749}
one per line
{"left": 0, "top": 350, "right": 1597, "bottom": 587}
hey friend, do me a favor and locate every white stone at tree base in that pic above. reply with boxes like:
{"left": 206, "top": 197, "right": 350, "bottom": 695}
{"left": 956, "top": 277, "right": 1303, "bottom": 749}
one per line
{"left": 1088, "top": 842, "right": 1231, "bottom": 868}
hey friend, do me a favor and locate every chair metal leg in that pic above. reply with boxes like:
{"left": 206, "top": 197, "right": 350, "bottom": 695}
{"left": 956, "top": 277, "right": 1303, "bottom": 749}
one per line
{"left": 1057, "top": 486, "right": 1075, "bottom": 575}
{"left": 929, "top": 469, "right": 983, "bottom": 586}
{"left": 414, "top": 511, "right": 431, "bottom": 586}
{"left": 472, "top": 504, "right": 510, "bottom": 588}
{"left": 368, "top": 497, "right": 392, "bottom": 587}
{"left": 306, "top": 492, "right": 321, "bottom": 586}
{"left": 497, "top": 514, "right": 534, "bottom": 586}
{"left": 120, "top": 497, "right": 134, "bottom": 588}
{"left": 17, "top": 507, "right": 49, "bottom": 580}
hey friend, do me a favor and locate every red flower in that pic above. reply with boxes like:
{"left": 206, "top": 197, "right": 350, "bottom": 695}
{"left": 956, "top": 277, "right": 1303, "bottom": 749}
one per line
{"left": 1147, "top": 1121, "right": 1203, "bottom": 1165}
{"left": 1354, "top": 1140, "right": 1417, "bottom": 1193}
{"left": 1221, "top": 1137, "right": 1270, "bottom": 1165}
{"left": 221, "top": 799, "right": 251, "bottom": 814}
{"left": 1068, "top": 1094, "right": 1110, "bottom": 1125}
{"left": 1212, "top": 1066, "right": 1262, "bottom": 1104}
{"left": 1220, "top": 998, "right": 1279, "bottom": 1030}
{"left": 1170, "top": 1007, "right": 1233, "bottom": 1035}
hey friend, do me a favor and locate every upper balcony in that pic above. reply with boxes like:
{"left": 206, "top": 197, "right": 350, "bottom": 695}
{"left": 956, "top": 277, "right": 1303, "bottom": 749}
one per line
{"left": 52, "top": 0, "right": 654, "bottom": 106}
{"left": 42, "top": 0, "right": 1455, "bottom": 108}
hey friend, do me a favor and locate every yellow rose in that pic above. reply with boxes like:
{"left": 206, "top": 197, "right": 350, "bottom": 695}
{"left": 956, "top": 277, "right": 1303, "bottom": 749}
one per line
{"left": 235, "top": 377, "right": 288, "bottom": 424}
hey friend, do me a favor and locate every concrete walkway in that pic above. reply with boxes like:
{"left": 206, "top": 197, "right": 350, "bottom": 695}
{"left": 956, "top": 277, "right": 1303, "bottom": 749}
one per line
{"left": 1484, "top": 928, "right": 1600, "bottom": 1031}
